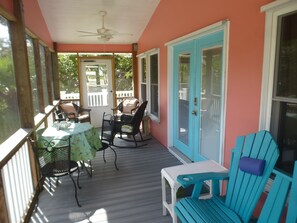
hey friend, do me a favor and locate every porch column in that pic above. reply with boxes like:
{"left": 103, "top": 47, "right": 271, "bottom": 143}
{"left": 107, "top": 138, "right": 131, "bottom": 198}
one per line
{"left": 10, "top": 0, "right": 35, "bottom": 128}
{"left": 132, "top": 43, "right": 139, "bottom": 99}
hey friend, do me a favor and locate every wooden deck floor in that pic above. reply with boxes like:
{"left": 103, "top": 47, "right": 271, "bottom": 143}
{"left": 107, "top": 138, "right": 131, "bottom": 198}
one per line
{"left": 30, "top": 136, "right": 181, "bottom": 223}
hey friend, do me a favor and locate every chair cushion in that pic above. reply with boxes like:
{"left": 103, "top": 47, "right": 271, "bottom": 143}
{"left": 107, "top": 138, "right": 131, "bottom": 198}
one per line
{"left": 122, "top": 98, "right": 139, "bottom": 113}
{"left": 239, "top": 157, "right": 266, "bottom": 176}
{"left": 121, "top": 124, "right": 133, "bottom": 133}
{"left": 60, "top": 103, "right": 77, "bottom": 115}
{"left": 77, "top": 114, "right": 89, "bottom": 120}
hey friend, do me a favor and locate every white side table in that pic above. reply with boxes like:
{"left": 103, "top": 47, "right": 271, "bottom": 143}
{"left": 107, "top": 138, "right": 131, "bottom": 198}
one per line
{"left": 161, "top": 160, "right": 228, "bottom": 223}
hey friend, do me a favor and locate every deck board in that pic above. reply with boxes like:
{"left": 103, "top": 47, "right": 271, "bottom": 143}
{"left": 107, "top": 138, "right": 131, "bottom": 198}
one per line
{"left": 30, "top": 136, "right": 181, "bottom": 223}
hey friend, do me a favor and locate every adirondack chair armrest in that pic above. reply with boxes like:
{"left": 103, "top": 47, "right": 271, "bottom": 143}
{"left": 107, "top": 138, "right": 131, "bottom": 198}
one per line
{"left": 177, "top": 172, "right": 229, "bottom": 188}
{"left": 80, "top": 107, "right": 91, "bottom": 112}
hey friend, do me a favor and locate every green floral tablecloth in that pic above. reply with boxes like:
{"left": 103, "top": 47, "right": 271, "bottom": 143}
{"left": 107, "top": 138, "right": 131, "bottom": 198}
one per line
{"left": 36, "top": 123, "right": 102, "bottom": 161}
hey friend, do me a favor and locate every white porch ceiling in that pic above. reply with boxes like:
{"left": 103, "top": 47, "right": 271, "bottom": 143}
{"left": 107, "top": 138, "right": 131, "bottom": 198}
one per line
{"left": 37, "top": 0, "right": 160, "bottom": 44}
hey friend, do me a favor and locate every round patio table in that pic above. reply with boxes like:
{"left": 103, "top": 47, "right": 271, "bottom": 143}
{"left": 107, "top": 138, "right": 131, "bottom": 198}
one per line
{"left": 36, "top": 122, "right": 102, "bottom": 161}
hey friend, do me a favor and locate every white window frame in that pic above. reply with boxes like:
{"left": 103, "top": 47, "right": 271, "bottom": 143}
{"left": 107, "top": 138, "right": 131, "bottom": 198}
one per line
{"left": 137, "top": 48, "right": 160, "bottom": 122}
{"left": 259, "top": 0, "right": 297, "bottom": 130}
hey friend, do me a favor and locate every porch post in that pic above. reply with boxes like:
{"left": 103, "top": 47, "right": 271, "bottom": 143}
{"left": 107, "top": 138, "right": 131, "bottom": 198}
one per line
{"left": 132, "top": 43, "right": 139, "bottom": 99}
{"left": 45, "top": 48, "right": 53, "bottom": 104}
{"left": 10, "top": 0, "right": 35, "bottom": 128}
{"left": 52, "top": 42, "right": 60, "bottom": 100}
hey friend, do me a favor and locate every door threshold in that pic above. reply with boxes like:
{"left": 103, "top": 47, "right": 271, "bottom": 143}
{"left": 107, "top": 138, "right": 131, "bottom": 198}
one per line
{"left": 168, "top": 147, "right": 192, "bottom": 164}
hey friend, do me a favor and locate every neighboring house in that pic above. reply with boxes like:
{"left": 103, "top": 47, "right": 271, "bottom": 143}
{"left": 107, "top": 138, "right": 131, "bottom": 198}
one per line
{"left": 1, "top": 0, "right": 296, "bottom": 179}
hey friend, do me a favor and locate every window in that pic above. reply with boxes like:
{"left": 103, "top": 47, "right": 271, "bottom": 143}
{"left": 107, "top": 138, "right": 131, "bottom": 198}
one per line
{"left": 260, "top": 2, "right": 297, "bottom": 174}
{"left": 0, "top": 16, "right": 21, "bottom": 144}
{"left": 140, "top": 57, "right": 147, "bottom": 102}
{"left": 138, "top": 49, "right": 159, "bottom": 121}
{"left": 26, "top": 36, "right": 39, "bottom": 115}
{"left": 149, "top": 53, "right": 159, "bottom": 117}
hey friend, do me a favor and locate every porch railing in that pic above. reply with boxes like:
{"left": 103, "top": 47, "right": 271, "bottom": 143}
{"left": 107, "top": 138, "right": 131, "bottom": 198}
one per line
{"left": 1, "top": 137, "right": 34, "bottom": 223}
{"left": 61, "top": 90, "right": 134, "bottom": 107}
{"left": 0, "top": 103, "right": 56, "bottom": 223}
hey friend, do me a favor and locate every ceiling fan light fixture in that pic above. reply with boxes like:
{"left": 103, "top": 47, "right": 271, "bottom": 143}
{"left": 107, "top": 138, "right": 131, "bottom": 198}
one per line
{"left": 78, "top": 10, "right": 132, "bottom": 42}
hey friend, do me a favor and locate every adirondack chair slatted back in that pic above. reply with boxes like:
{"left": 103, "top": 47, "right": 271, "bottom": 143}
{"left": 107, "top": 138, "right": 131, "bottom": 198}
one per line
{"left": 225, "top": 131, "right": 279, "bottom": 222}
{"left": 257, "top": 161, "right": 297, "bottom": 223}
{"left": 286, "top": 161, "right": 297, "bottom": 223}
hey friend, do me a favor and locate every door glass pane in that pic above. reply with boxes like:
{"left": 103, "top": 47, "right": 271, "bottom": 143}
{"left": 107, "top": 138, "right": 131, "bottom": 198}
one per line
{"left": 178, "top": 53, "right": 190, "bottom": 145}
{"left": 85, "top": 64, "right": 108, "bottom": 106}
{"left": 200, "top": 47, "right": 222, "bottom": 162}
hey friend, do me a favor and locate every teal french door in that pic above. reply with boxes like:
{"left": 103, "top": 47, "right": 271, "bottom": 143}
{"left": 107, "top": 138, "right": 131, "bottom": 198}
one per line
{"left": 173, "top": 31, "right": 224, "bottom": 162}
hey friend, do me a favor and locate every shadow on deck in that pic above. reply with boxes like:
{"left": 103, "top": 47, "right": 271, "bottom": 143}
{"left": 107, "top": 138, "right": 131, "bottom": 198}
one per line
{"left": 30, "top": 135, "right": 181, "bottom": 223}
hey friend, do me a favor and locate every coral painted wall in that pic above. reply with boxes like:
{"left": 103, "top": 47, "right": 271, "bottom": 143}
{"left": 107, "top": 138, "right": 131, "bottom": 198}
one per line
{"left": 137, "top": 0, "right": 273, "bottom": 167}
{"left": 0, "top": 0, "right": 53, "bottom": 49}
{"left": 57, "top": 43, "right": 132, "bottom": 53}
{"left": 23, "top": 0, "right": 53, "bottom": 48}
{"left": 0, "top": 0, "right": 13, "bottom": 14}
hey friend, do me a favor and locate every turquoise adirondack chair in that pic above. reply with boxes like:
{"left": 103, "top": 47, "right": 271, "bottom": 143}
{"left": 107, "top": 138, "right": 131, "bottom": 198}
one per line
{"left": 174, "top": 130, "right": 280, "bottom": 223}
{"left": 257, "top": 161, "right": 297, "bottom": 223}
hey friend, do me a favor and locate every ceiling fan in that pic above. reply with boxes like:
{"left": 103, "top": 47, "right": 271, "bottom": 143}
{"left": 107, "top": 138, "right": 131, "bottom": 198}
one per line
{"left": 78, "top": 10, "right": 132, "bottom": 41}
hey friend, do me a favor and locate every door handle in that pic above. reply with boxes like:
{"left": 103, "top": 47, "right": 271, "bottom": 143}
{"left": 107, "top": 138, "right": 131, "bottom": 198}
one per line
{"left": 192, "top": 110, "right": 197, "bottom": 116}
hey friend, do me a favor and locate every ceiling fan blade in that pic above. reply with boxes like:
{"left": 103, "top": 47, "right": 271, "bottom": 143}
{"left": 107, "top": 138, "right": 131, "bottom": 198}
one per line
{"left": 112, "top": 33, "right": 133, "bottom": 36}
{"left": 77, "top": 30, "right": 98, "bottom": 35}
{"left": 79, "top": 34, "right": 101, "bottom": 37}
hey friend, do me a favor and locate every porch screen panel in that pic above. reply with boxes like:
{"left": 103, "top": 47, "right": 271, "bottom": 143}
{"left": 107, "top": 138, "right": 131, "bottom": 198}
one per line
{"left": 26, "top": 36, "right": 39, "bottom": 115}
{"left": 40, "top": 45, "right": 49, "bottom": 106}
{"left": 0, "top": 16, "right": 21, "bottom": 144}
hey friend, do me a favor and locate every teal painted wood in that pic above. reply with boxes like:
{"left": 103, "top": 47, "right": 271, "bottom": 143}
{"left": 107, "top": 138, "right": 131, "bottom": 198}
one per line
{"left": 225, "top": 131, "right": 279, "bottom": 222}
{"left": 257, "top": 161, "right": 297, "bottom": 223}
{"left": 172, "top": 40, "right": 195, "bottom": 160}
{"left": 172, "top": 30, "right": 224, "bottom": 162}
{"left": 174, "top": 131, "right": 280, "bottom": 223}
{"left": 175, "top": 197, "right": 242, "bottom": 223}
{"left": 286, "top": 161, "right": 297, "bottom": 223}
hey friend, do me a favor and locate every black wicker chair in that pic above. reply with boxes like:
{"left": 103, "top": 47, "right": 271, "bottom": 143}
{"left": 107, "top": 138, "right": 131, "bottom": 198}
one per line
{"left": 116, "top": 101, "right": 149, "bottom": 147}
{"left": 99, "top": 112, "right": 119, "bottom": 170}
{"left": 30, "top": 137, "right": 82, "bottom": 207}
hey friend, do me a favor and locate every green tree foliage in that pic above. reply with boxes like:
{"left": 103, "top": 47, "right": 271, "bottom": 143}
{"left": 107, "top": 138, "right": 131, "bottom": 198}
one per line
{"left": 58, "top": 54, "right": 79, "bottom": 93}
{"left": 0, "top": 38, "right": 17, "bottom": 115}
{"left": 114, "top": 54, "right": 133, "bottom": 91}
{"left": 0, "top": 18, "right": 21, "bottom": 143}
{"left": 58, "top": 53, "right": 133, "bottom": 93}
